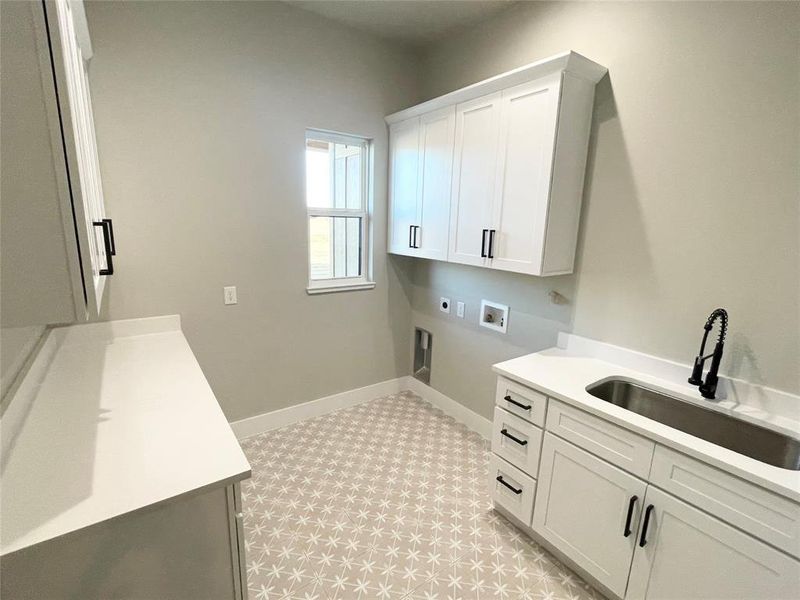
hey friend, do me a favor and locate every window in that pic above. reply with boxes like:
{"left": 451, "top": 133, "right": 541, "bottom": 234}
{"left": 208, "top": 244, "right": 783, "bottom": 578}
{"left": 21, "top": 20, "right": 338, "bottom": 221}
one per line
{"left": 305, "top": 130, "right": 373, "bottom": 293}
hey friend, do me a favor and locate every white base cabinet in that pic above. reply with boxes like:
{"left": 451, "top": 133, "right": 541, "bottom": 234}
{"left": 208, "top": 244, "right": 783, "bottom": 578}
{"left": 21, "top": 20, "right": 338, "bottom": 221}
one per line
{"left": 387, "top": 51, "right": 607, "bottom": 277}
{"left": 488, "top": 376, "right": 800, "bottom": 599}
{"left": 533, "top": 433, "right": 647, "bottom": 598}
{"left": 626, "top": 486, "right": 800, "bottom": 600}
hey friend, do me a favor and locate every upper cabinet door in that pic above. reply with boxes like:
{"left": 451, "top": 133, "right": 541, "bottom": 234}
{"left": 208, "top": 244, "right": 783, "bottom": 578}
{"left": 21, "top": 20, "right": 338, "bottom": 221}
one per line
{"left": 415, "top": 106, "right": 455, "bottom": 261}
{"left": 532, "top": 433, "right": 647, "bottom": 598}
{"left": 447, "top": 92, "right": 501, "bottom": 267}
{"left": 46, "top": 0, "right": 109, "bottom": 317}
{"left": 626, "top": 486, "right": 800, "bottom": 600}
{"left": 489, "top": 74, "right": 561, "bottom": 276}
{"left": 387, "top": 117, "right": 420, "bottom": 257}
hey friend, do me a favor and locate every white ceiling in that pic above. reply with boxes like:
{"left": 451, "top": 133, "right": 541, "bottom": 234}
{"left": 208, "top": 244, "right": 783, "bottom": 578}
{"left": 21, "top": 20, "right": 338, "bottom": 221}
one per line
{"left": 285, "top": 1, "right": 517, "bottom": 49}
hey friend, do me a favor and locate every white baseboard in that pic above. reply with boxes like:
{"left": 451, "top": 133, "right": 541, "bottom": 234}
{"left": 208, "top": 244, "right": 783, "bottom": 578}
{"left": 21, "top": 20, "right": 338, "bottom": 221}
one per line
{"left": 229, "top": 375, "right": 492, "bottom": 441}
{"left": 402, "top": 376, "right": 492, "bottom": 439}
{"left": 230, "top": 378, "right": 405, "bottom": 440}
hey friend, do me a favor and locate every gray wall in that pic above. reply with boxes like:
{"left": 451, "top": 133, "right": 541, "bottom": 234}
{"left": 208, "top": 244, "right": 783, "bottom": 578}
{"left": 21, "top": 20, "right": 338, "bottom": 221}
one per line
{"left": 86, "top": 1, "right": 420, "bottom": 422}
{"left": 407, "top": 1, "right": 800, "bottom": 419}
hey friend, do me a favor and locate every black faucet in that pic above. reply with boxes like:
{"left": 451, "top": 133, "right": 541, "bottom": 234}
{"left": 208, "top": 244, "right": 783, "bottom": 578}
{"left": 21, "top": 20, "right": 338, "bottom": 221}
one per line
{"left": 688, "top": 308, "right": 728, "bottom": 399}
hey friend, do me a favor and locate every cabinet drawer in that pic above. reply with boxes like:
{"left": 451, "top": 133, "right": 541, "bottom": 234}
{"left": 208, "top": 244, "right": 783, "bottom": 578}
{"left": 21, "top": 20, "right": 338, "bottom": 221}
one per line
{"left": 546, "top": 399, "right": 654, "bottom": 479}
{"left": 492, "top": 407, "right": 543, "bottom": 478}
{"left": 650, "top": 445, "right": 800, "bottom": 559}
{"left": 489, "top": 454, "right": 537, "bottom": 526}
{"left": 495, "top": 377, "right": 547, "bottom": 427}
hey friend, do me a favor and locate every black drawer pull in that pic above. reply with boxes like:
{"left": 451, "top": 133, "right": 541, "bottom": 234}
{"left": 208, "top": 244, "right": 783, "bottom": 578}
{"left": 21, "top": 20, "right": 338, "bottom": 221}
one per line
{"left": 623, "top": 495, "right": 638, "bottom": 537}
{"left": 496, "top": 475, "right": 522, "bottom": 495}
{"left": 639, "top": 504, "right": 655, "bottom": 547}
{"left": 504, "top": 395, "right": 531, "bottom": 411}
{"left": 92, "top": 220, "right": 114, "bottom": 276}
{"left": 500, "top": 429, "right": 528, "bottom": 446}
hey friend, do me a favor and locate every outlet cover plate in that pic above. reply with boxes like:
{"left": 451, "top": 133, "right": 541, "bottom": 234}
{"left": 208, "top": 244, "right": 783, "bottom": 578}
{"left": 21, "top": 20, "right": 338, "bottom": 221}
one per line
{"left": 439, "top": 297, "right": 451, "bottom": 314}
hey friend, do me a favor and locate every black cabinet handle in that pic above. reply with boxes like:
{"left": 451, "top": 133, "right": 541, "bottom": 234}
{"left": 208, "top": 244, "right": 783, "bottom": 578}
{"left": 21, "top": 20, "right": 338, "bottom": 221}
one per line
{"left": 488, "top": 229, "right": 495, "bottom": 259}
{"left": 413, "top": 225, "right": 420, "bottom": 249}
{"left": 504, "top": 395, "right": 531, "bottom": 411}
{"left": 93, "top": 220, "right": 114, "bottom": 276}
{"left": 103, "top": 218, "right": 116, "bottom": 255}
{"left": 639, "top": 504, "right": 655, "bottom": 547}
{"left": 480, "top": 229, "right": 488, "bottom": 257}
{"left": 623, "top": 495, "right": 638, "bottom": 537}
{"left": 496, "top": 475, "right": 522, "bottom": 495}
{"left": 500, "top": 429, "right": 528, "bottom": 446}
{"left": 409, "top": 225, "right": 414, "bottom": 248}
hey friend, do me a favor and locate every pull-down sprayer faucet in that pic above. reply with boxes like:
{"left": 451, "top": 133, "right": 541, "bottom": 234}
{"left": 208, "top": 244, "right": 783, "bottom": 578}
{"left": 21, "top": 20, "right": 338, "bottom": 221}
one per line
{"left": 688, "top": 308, "right": 728, "bottom": 400}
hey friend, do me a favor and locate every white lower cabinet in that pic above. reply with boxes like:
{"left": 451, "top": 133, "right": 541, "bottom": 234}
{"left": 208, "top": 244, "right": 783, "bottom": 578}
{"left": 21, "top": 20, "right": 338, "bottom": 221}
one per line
{"left": 489, "top": 375, "right": 800, "bottom": 599}
{"left": 532, "top": 433, "right": 647, "bottom": 598}
{"left": 626, "top": 486, "right": 800, "bottom": 600}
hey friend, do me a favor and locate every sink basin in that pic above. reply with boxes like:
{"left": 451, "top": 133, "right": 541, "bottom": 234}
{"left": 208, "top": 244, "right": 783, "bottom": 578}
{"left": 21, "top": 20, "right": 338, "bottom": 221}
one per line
{"left": 586, "top": 378, "right": 800, "bottom": 470}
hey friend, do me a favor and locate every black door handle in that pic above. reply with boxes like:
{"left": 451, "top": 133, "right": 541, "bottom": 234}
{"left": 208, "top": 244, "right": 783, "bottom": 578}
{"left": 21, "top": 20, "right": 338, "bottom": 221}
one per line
{"left": 496, "top": 475, "right": 522, "bottom": 495}
{"left": 639, "top": 504, "right": 655, "bottom": 547}
{"left": 413, "top": 225, "right": 420, "bottom": 249}
{"left": 103, "top": 218, "right": 116, "bottom": 255}
{"left": 623, "top": 495, "right": 638, "bottom": 537}
{"left": 504, "top": 395, "right": 531, "bottom": 411}
{"left": 488, "top": 229, "right": 496, "bottom": 259}
{"left": 409, "top": 225, "right": 414, "bottom": 248}
{"left": 93, "top": 220, "right": 114, "bottom": 276}
{"left": 500, "top": 429, "right": 528, "bottom": 446}
{"left": 480, "top": 229, "right": 488, "bottom": 257}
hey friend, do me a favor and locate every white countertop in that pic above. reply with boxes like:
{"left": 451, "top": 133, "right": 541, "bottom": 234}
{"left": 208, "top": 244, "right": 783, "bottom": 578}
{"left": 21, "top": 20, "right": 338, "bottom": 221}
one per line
{"left": 493, "top": 333, "right": 800, "bottom": 504}
{"left": 1, "top": 316, "right": 251, "bottom": 556}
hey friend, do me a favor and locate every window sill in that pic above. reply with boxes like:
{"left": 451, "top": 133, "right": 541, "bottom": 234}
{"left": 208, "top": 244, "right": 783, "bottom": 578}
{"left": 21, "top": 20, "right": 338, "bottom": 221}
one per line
{"left": 306, "top": 281, "right": 376, "bottom": 295}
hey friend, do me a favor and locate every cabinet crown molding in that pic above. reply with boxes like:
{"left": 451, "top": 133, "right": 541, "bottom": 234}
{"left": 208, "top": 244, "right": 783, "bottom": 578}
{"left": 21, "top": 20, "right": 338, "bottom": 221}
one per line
{"left": 385, "top": 50, "right": 607, "bottom": 125}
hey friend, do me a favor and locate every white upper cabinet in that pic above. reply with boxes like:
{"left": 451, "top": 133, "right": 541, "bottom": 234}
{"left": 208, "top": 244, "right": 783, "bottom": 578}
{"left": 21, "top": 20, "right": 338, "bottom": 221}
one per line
{"left": 387, "top": 107, "right": 455, "bottom": 260}
{"left": 387, "top": 117, "right": 420, "bottom": 256}
{"left": 448, "top": 93, "right": 500, "bottom": 267}
{"left": 386, "top": 51, "right": 606, "bottom": 277}
{"left": 415, "top": 107, "right": 455, "bottom": 261}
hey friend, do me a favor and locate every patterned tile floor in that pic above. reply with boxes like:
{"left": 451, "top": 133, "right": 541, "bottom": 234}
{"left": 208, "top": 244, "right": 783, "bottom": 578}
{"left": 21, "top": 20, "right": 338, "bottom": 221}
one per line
{"left": 239, "top": 391, "right": 602, "bottom": 600}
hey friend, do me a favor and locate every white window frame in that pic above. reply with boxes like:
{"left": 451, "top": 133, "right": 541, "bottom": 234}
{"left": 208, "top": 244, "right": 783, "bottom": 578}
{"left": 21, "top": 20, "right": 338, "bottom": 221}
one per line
{"left": 305, "top": 129, "right": 374, "bottom": 294}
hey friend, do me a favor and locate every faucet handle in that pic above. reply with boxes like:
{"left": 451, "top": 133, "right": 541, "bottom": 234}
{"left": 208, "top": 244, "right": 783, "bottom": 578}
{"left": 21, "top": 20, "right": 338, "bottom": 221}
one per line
{"left": 688, "top": 356, "right": 705, "bottom": 386}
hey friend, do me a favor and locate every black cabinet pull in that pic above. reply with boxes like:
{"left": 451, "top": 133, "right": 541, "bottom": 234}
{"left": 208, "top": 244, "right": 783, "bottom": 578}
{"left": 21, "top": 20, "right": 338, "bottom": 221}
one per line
{"left": 480, "top": 229, "right": 488, "bottom": 257}
{"left": 92, "top": 220, "right": 114, "bottom": 276}
{"left": 103, "top": 218, "right": 116, "bottom": 255}
{"left": 639, "top": 504, "right": 655, "bottom": 547}
{"left": 500, "top": 429, "right": 528, "bottom": 446}
{"left": 409, "top": 225, "right": 414, "bottom": 248}
{"left": 488, "top": 229, "right": 496, "bottom": 259}
{"left": 623, "top": 495, "right": 638, "bottom": 537}
{"left": 413, "top": 225, "right": 420, "bottom": 249}
{"left": 496, "top": 475, "right": 522, "bottom": 495}
{"left": 504, "top": 395, "right": 531, "bottom": 411}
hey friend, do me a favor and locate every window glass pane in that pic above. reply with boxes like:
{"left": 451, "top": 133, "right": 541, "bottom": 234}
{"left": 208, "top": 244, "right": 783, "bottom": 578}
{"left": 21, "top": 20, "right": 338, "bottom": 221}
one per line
{"left": 309, "top": 216, "right": 362, "bottom": 280}
{"left": 306, "top": 137, "right": 363, "bottom": 210}
{"left": 306, "top": 140, "right": 331, "bottom": 208}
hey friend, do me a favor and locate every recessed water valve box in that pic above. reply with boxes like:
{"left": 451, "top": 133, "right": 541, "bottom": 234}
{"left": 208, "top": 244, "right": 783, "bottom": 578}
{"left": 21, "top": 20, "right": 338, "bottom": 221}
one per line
{"left": 480, "top": 300, "right": 509, "bottom": 334}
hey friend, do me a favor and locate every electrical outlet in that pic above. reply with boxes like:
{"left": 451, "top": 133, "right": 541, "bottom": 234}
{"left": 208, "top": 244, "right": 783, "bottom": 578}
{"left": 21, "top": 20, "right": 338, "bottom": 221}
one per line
{"left": 223, "top": 286, "right": 237, "bottom": 305}
{"left": 439, "top": 297, "right": 450, "bottom": 314}
{"left": 456, "top": 301, "right": 465, "bottom": 318}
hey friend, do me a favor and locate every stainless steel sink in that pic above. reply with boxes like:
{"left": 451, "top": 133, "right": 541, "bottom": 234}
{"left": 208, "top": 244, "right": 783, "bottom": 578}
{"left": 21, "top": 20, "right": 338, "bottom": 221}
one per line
{"left": 586, "top": 378, "right": 800, "bottom": 470}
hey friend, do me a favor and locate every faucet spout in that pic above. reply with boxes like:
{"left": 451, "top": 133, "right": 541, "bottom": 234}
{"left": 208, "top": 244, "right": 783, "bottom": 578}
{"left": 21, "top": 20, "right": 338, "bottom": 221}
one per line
{"left": 688, "top": 308, "right": 728, "bottom": 399}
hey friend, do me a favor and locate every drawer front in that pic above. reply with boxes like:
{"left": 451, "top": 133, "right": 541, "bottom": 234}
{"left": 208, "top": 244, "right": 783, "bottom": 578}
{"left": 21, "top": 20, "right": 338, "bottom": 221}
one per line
{"left": 495, "top": 376, "right": 547, "bottom": 427}
{"left": 492, "top": 407, "right": 543, "bottom": 478}
{"left": 650, "top": 445, "right": 800, "bottom": 559}
{"left": 489, "top": 454, "right": 537, "bottom": 526}
{"left": 546, "top": 399, "right": 654, "bottom": 478}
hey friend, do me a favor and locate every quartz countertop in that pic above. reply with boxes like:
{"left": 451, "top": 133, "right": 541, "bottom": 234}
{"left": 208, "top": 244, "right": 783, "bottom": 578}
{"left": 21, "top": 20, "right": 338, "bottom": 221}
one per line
{"left": 1, "top": 316, "right": 251, "bottom": 556}
{"left": 493, "top": 334, "right": 800, "bottom": 503}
